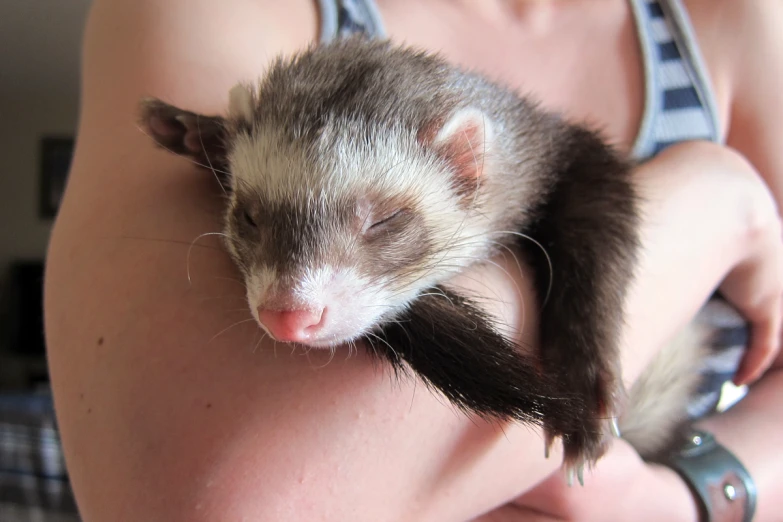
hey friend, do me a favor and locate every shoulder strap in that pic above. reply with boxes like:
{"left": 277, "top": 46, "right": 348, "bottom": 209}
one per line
{"left": 657, "top": 0, "right": 723, "bottom": 143}
{"left": 317, "top": 0, "right": 387, "bottom": 43}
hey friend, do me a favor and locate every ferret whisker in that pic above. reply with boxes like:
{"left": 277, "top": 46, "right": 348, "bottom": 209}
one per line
{"left": 490, "top": 230, "right": 553, "bottom": 306}
{"left": 211, "top": 276, "right": 248, "bottom": 287}
{"left": 405, "top": 182, "right": 480, "bottom": 286}
{"left": 489, "top": 241, "right": 527, "bottom": 333}
{"left": 381, "top": 317, "right": 413, "bottom": 327}
{"left": 252, "top": 331, "right": 269, "bottom": 354}
{"left": 463, "top": 119, "right": 484, "bottom": 214}
{"left": 116, "top": 235, "right": 225, "bottom": 251}
{"left": 196, "top": 115, "right": 228, "bottom": 196}
{"left": 412, "top": 232, "right": 538, "bottom": 301}
{"left": 308, "top": 345, "right": 337, "bottom": 370}
{"left": 418, "top": 290, "right": 456, "bottom": 307}
{"left": 479, "top": 113, "right": 487, "bottom": 192}
{"left": 375, "top": 253, "right": 513, "bottom": 300}
{"left": 197, "top": 295, "right": 248, "bottom": 305}
{"left": 187, "top": 231, "right": 232, "bottom": 284}
{"left": 365, "top": 331, "right": 401, "bottom": 362}
{"left": 364, "top": 335, "right": 381, "bottom": 361}
{"left": 208, "top": 318, "right": 256, "bottom": 344}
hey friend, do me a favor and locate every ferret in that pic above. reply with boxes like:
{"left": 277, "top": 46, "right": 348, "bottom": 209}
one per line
{"left": 139, "top": 36, "right": 719, "bottom": 482}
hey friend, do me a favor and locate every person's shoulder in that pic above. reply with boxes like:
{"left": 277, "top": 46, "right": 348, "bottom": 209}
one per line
{"left": 682, "top": 0, "right": 782, "bottom": 61}
{"left": 89, "top": 0, "right": 320, "bottom": 54}
{"left": 682, "top": 0, "right": 782, "bottom": 106}
{"left": 683, "top": 0, "right": 782, "bottom": 23}
{"left": 84, "top": 0, "right": 320, "bottom": 113}
{"left": 714, "top": 0, "right": 783, "bottom": 96}
{"left": 727, "top": 0, "right": 783, "bottom": 56}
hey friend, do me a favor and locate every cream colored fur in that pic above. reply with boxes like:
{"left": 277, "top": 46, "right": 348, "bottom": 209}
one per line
{"left": 619, "top": 320, "right": 710, "bottom": 459}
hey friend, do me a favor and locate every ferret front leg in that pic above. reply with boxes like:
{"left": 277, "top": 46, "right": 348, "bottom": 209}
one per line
{"left": 522, "top": 127, "right": 642, "bottom": 478}
{"left": 365, "top": 286, "right": 585, "bottom": 434}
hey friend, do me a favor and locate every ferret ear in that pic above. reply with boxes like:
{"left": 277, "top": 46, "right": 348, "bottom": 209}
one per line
{"left": 138, "top": 97, "right": 231, "bottom": 188}
{"left": 420, "top": 107, "right": 493, "bottom": 182}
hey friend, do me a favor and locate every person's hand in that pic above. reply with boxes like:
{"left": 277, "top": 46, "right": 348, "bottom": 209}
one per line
{"left": 712, "top": 147, "right": 783, "bottom": 386}
{"left": 719, "top": 219, "right": 783, "bottom": 385}
{"left": 633, "top": 140, "right": 783, "bottom": 387}
{"left": 507, "top": 438, "right": 698, "bottom": 522}
{"left": 492, "top": 140, "right": 783, "bottom": 522}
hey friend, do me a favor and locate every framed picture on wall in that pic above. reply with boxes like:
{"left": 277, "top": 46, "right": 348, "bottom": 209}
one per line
{"left": 39, "top": 136, "right": 75, "bottom": 219}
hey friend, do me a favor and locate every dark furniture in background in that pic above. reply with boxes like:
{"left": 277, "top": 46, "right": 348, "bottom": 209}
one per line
{"left": 1, "top": 260, "right": 49, "bottom": 390}
{"left": 3, "top": 260, "right": 46, "bottom": 358}
{"left": 0, "top": 262, "right": 78, "bottom": 519}
{"left": 39, "top": 136, "right": 74, "bottom": 219}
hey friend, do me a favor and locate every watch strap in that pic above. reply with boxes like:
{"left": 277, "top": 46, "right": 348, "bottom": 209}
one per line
{"left": 663, "top": 430, "right": 756, "bottom": 522}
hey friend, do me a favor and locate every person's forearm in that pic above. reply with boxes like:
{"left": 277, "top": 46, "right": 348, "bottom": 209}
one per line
{"left": 503, "top": 437, "right": 699, "bottom": 522}
{"left": 508, "top": 372, "right": 783, "bottom": 522}
{"left": 506, "top": 141, "right": 783, "bottom": 521}
{"left": 694, "top": 369, "right": 783, "bottom": 522}
{"left": 619, "top": 141, "right": 779, "bottom": 386}
{"left": 605, "top": 369, "right": 783, "bottom": 522}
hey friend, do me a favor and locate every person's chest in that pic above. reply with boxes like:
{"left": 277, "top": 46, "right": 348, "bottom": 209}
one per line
{"left": 374, "top": 0, "right": 732, "bottom": 154}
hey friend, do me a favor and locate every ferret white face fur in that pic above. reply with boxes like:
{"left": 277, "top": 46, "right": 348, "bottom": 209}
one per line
{"left": 222, "top": 85, "right": 496, "bottom": 347}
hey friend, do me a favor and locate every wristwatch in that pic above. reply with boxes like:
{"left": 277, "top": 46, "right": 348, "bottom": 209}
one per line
{"left": 663, "top": 429, "right": 757, "bottom": 522}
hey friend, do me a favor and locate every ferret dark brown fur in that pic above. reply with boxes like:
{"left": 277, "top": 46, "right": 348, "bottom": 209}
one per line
{"left": 138, "top": 36, "right": 715, "bottom": 479}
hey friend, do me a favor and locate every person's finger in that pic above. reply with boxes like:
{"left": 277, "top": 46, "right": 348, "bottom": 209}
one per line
{"left": 733, "top": 298, "right": 783, "bottom": 386}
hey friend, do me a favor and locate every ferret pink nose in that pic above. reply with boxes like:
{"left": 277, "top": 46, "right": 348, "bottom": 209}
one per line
{"left": 256, "top": 308, "right": 325, "bottom": 342}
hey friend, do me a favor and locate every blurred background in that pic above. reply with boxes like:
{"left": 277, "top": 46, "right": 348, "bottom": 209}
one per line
{"left": 0, "top": 0, "right": 91, "bottom": 389}
{"left": 1, "top": 2, "right": 91, "bottom": 519}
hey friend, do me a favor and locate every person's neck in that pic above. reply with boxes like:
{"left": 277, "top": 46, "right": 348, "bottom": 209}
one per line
{"left": 453, "top": 0, "right": 559, "bottom": 29}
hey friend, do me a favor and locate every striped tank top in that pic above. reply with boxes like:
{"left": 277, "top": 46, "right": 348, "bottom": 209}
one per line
{"left": 316, "top": 0, "right": 750, "bottom": 418}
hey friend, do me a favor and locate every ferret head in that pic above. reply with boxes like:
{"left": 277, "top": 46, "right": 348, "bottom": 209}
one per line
{"left": 140, "top": 45, "right": 501, "bottom": 347}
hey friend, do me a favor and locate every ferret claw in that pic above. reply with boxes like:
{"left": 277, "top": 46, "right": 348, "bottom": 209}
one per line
{"left": 564, "top": 458, "right": 586, "bottom": 487}
{"left": 611, "top": 417, "right": 621, "bottom": 437}
{"left": 543, "top": 430, "right": 555, "bottom": 459}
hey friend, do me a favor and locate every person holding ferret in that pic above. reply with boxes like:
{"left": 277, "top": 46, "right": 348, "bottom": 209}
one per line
{"left": 45, "top": 1, "right": 783, "bottom": 521}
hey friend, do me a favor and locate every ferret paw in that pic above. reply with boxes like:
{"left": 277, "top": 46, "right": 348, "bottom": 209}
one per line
{"left": 543, "top": 412, "right": 623, "bottom": 486}
{"left": 562, "top": 418, "right": 621, "bottom": 486}
{"left": 540, "top": 366, "right": 627, "bottom": 484}
{"left": 577, "top": 372, "right": 626, "bottom": 462}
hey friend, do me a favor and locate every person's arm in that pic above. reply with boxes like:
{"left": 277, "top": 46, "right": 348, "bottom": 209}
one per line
{"left": 725, "top": 1, "right": 783, "bottom": 215}
{"left": 721, "top": 0, "right": 783, "bottom": 384}
{"left": 482, "top": 140, "right": 783, "bottom": 522}
{"left": 44, "top": 2, "right": 781, "bottom": 522}
{"left": 498, "top": 368, "right": 783, "bottom": 522}
{"left": 501, "top": 2, "right": 783, "bottom": 518}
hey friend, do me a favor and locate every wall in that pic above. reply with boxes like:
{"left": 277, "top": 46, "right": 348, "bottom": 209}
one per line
{"left": 0, "top": 0, "right": 92, "bottom": 274}
{"left": 0, "top": 1, "right": 92, "bottom": 377}
{"left": 0, "top": 98, "right": 79, "bottom": 269}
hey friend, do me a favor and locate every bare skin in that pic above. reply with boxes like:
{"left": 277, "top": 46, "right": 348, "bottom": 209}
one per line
{"left": 44, "top": 0, "right": 783, "bottom": 520}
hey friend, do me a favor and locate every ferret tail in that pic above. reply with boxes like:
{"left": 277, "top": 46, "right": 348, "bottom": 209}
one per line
{"left": 618, "top": 320, "right": 711, "bottom": 460}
